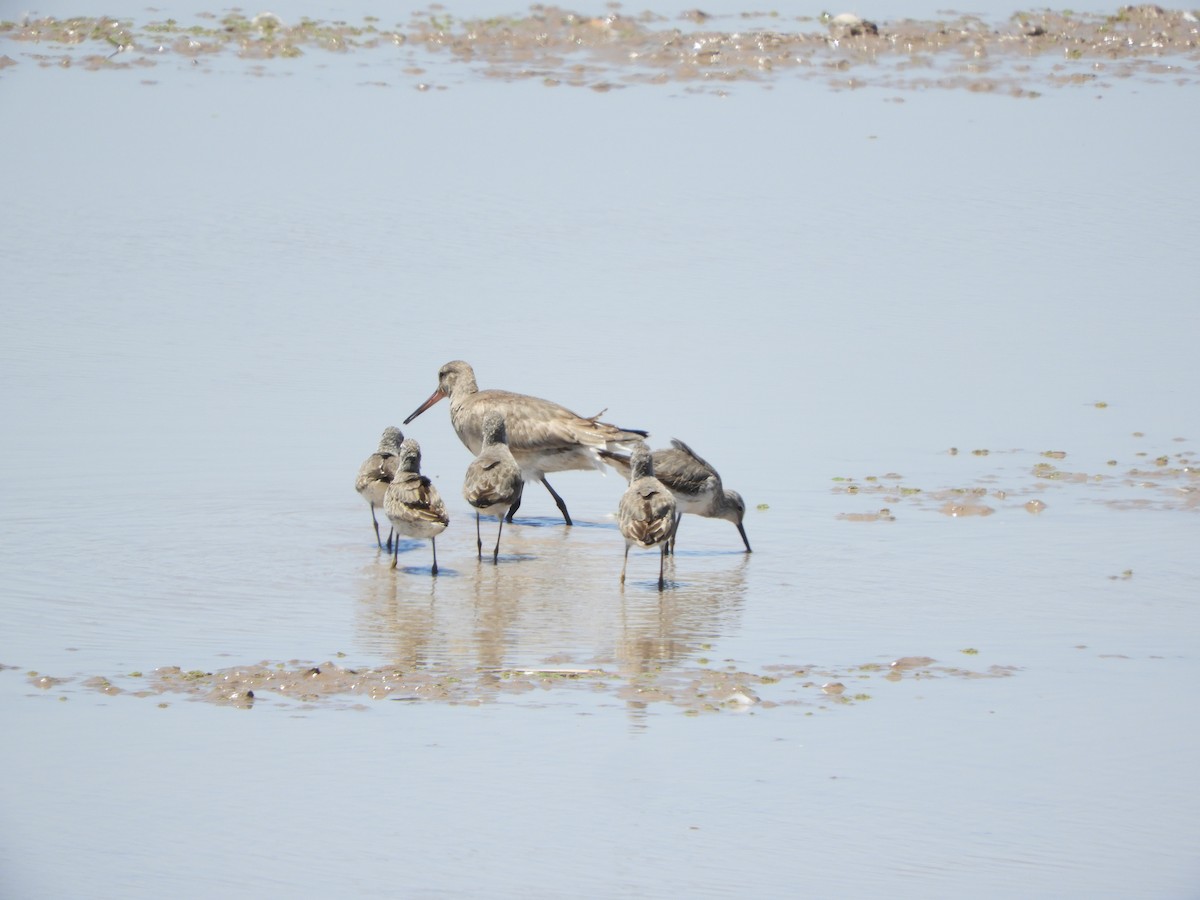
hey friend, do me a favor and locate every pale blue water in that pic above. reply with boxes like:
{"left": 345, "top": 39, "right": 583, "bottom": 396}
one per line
{"left": 2, "top": 5, "right": 1199, "bottom": 897}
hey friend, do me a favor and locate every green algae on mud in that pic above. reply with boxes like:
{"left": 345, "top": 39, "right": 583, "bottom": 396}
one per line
{"left": 7, "top": 654, "right": 1018, "bottom": 713}
{"left": 2, "top": 5, "right": 1199, "bottom": 94}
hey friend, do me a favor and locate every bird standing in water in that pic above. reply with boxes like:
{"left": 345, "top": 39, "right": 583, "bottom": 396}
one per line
{"left": 606, "top": 438, "right": 750, "bottom": 554}
{"left": 383, "top": 438, "right": 449, "bottom": 575}
{"left": 355, "top": 426, "right": 404, "bottom": 550}
{"left": 462, "top": 411, "right": 524, "bottom": 563}
{"left": 617, "top": 443, "right": 677, "bottom": 591}
{"left": 404, "top": 360, "right": 646, "bottom": 526}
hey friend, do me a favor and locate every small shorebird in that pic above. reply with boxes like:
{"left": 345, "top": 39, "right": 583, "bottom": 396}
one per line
{"left": 618, "top": 444, "right": 677, "bottom": 591}
{"left": 383, "top": 438, "right": 449, "bottom": 575}
{"left": 404, "top": 360, "right": 646, "bottom": 526}
{"left": 462, "top": 411, "right": 524, "bottom": 563}
{"left": 606, "top": 438, "right": 750, "bottom": 554}
{"left": 355, "top": 426, "right": 404, "bottom": 550}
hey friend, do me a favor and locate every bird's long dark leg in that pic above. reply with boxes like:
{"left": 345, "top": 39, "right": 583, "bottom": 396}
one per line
{"left": 667, "top": 512, "right": 682, "bottom": 556}
{"left": 540, "top": 476, "right": 572, "bottom": 526}
{"left": 387, "top": 527, "right": 395, "bottom": 552}
{"left": 391, "top": 535, "right": 399, "bottom": 569}
{"left": 431, "top": 537, "right": 439, "bottom": 576}
{"left": 658, "top": 545, "right": 667, "bottom": 591}
{"left": 504, "top": 493, "right": 522, "bottom": 523}
{"left": 475, "top": 511, "right": 483, "bottom": 560}
{"left": 493, "top": 517, "right": 504, "bottom": 564}
{"left": 371, "top": 505, "right": 384, "bottom": 550}
{"left": 620, "top": 543, "right": 630, "bottom": 585}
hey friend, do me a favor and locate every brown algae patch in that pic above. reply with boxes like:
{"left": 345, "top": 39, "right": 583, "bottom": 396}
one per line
{"left": 936, "top": 491, "right": 996, "bottom": 517}
{"left": 82, "top": 675, "right": 122, "bottom": 695}
{"left": 11, "top": 654, "right": 1018, "bottom": 713}
{"left": 835, "top": 438, "right": 1197, "bottom": 519}
{"left": 27, "top": 671, "right": 70, "bottom": 689}
{"left": 888, "top": 655, "right": 937, "bottom": 670}
{"left": 2, "top": 6, "right": 1200, "bottom": 93}
{"left": 836, "top": 508, "right": 896, "bottom": 522}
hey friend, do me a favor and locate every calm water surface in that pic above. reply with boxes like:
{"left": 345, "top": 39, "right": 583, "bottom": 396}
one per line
{"left": 2, "top": 4, "right": 1199, "bottom": 897}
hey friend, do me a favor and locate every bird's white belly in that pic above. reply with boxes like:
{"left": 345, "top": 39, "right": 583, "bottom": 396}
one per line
{"left": 669, "top": 487, "right": 716, "bottom": 516}
{"left": 388, "top": 517, "right": 447, "bottom": 540}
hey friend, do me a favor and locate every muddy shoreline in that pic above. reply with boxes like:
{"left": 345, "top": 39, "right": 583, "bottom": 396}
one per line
{"left": 3, "top": 5, "right": 1198, "bottom": 93}
{"left": 11, "top": 653, "right": 1016, "bottom": 712}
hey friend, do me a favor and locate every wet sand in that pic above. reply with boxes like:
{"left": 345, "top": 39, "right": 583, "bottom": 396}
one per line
{"left": 22, "top": 648, "right": 1017, "bottom": 712}
{"left": 3, "top": 5, "right": 1199, "bottom": 93}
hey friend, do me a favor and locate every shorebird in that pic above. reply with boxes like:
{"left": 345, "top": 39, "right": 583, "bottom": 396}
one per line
{"left": 462, "top": 411, "right": 524, "bottom": 563}
{"left": 403, "top": 360, "right": 647, "bottom": 526}
{"left": 617, "top": 444, "right": 677, "bottom": 591}
{"left": 606, "top": 438, "right": 750, "bottom": 554}
{"left": 355, "top": 426, "right": 404, "bottom": 550}
{"left": 383, "top": 438, "right": 450, "bottom": 575}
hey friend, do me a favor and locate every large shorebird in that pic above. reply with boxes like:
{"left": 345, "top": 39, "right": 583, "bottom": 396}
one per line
{"left": 403, "top": 360, "right": 646, "bottom": 526}
{"left": 355, "top": 426, "right": 404, "bottom": 550}
{"left": 617, "top": 444, "right": 677, "bottom": 591}
{"left": 462, "top": 411, "right": 523, "bottom": 563}
{"left": 383, "top": 438, "right": 449, "bottom": 575}
{"left": 606, "top": 438, "right": 750, "bottom": 554}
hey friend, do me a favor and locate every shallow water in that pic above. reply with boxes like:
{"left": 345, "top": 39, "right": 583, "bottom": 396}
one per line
{"left": 2, "top": 4, "right": 1200, "bottom": 897}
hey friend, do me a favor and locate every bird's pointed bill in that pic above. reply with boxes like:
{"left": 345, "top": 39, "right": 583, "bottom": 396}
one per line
{"left": 737, "top": 522, "right": 752, "bottom": 552}
{"left": 403, "top": 388, "right": 447, "bottom": 425}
